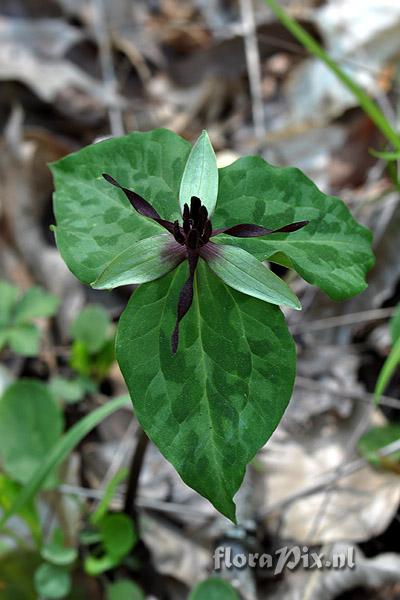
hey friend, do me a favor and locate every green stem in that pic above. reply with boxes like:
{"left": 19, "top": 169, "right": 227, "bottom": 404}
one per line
{"left": 264, "top": 0, "right": 400, "bottom": 151}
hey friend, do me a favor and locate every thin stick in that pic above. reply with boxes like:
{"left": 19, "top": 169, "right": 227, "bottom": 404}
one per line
{"left": 290, "top": 306, "right": 396, "bottom": 334}
{"left": 295, "top": 375, "right": 400, "bottom": 410}
{"left": 92, "top": 0, "right": 124, "bottom": 136}
{"left": 58, "top": 484, "right": 210, "bottom": 520}
{"left": 239, "top": 0, "right": 265, "bottom": 140}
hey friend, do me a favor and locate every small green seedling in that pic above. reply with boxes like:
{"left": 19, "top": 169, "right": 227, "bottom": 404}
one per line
{"left": 0, "top": 281, "right": 59, "bottom": 357}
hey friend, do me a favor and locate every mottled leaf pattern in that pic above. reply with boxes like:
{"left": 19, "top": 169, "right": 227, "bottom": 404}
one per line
{"left": 213, "top": 156, "right": 374, "bottom": 300}
{"left": 116, "top": 262, "right": 295, "bottom": 520}
{"left": 51, "top": 129, "right": 191, "bottom": 285}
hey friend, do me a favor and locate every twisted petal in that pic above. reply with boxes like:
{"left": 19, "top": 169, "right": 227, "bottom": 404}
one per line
{"left": 92, "top": 234, "right": 186, "bottom": 290}
{"left": 171, "top": 251, "right": 199, "bottom": 353}
{"left": 212, "top": 220, "right": 309, "bottom": 238}
{"left": 103, "top": 173, "right": 176, "bottom": 234}
{"left": 201, "top": 243, "right": 301, "bottom": 310}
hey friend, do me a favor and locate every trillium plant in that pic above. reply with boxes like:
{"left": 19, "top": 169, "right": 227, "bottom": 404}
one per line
{"left": 51, "top": 129, "right": 374, "bottom": 521}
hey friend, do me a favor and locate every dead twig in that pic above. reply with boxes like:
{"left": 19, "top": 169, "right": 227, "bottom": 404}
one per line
{"left": 290, "top": 306, "right": 396, "bottom": 334}
{"left": 92, "top": 0, "right": 124, "bottom": 136}
{"left": 239, "top": 0, "right": 265, "bottom": 141}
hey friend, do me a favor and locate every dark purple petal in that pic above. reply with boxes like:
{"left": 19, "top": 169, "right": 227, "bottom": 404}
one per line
{"left": 212, "top": 220, "right": 309, "bottom": 238}
{"left": 102, "top": 173, "right": 176, "bottom": 235}
{"left": 171, "top": 252, "right": 199, "bottom": 354}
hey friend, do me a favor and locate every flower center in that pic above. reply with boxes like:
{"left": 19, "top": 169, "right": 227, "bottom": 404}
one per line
{"left": 173, "top": 196, "right": 212, "bottom": 250}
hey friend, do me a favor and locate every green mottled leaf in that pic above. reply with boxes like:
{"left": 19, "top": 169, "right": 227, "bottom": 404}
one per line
{"left": 213, "top": 157, "right": 374, "bottom": 300}
{"left": 7, "top": 324, "right": 41, "bottom": 356}
{"left": 14, "top": 287, "right": 59, "bottom": 324}
{"left": 116, "top": 262, "right": 295, "bottom": 520}
{"left": 179, "top": 130, "right": 218, "bottom": 215}
{"left": 107, "top": 580, "right": 145, "bottom": 600}
{"left": 51, "top": 129, "right": 190, "bottom": 285}
{"left": 189, "top": 578, "right": 239, "bottom": 600}
{"left": 92, "top": 234, "right": 185, "bottom": 289}
{"left": 0, "top": 380, "right": 63, "bottom": 486}
{"left": 205, "top": 244, "right": 301, "bottom": 310}
{"left": 358, "top": 424, "right": 400, "bottom": 466}
{"left": 71, "top": 305, "right": 110, "bottom": 354}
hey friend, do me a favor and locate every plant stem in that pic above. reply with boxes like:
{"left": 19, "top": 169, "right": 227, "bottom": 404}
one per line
{"left": 124, "top": 425, "right": 150, "bottom": 522}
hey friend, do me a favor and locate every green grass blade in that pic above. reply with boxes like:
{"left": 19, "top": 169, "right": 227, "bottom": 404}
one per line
{"left": 0, "top": 395, "right": 130, "bottom": 530}
{"left": 374, "top": 337, "right": 400, "bottom": 405}
{"left": 264, "top": 0, "right": 400, "bottom": 151}
{"left": 369, "top": 148, "right": 400, "bottom": 161}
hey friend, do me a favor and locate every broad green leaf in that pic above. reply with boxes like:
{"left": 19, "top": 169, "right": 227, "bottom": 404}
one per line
{"left": 213, "top": 156, "right": 374, "bottom": 300}
{"left": 51, "top": 129, "right": 190, "bottom": 285}
{"left": 179, "top": 130, "right": 218, "bottom": 215}
{"left": 0, "top": 395, "right": 130, "bottom": 530}
{"left": 34, "top": 563, "right": 71, "bottom": 600}
{"left": 90, "top": 468, "right": 128, "bottom": 525}
{"left": 390, "top": 303, "right": 400, "bottom": 343}
{"left": 369, "top": 148, "right": 400, "bottom": 161}
{"left": 7, "top": 324, "right": 41, "bottom": 356}
{"left": 107, "top": 580, "right": 145, "bottom": 600}
{"left": 116, "top": 262, "right": 295, "bottom": 521}
{"left": 358, "top": 424, "right": 400, "bottom": 466}
{"left": 99, "top": 513, "right": 137, "bottom": 559}
{"left": 71, "top": 305, "right": 110, "bottom": 354}
{"left": 92, "top": 234, "right": 185, "bottom": 290}
{"left": 14, "top": 287, "right": 60, "bottom": 324}
{"left": 0, "top": 380, "right": 63, "bottom": 486}
{"left": 205, "top": 244, "right": 301, "bottom": 310}
{"left": 189, "top": 578, "right": 239, "bottom": 600}
{"left": 0, "top": 281, "right": 19, "bottom": 326}
{"left": 374, "top": 337, "right": 400, "bottom": 404}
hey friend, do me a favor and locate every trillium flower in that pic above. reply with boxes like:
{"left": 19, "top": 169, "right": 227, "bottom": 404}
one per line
{"left": 92, "top": 132, "right": 308, "bottom": 353}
